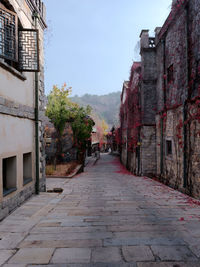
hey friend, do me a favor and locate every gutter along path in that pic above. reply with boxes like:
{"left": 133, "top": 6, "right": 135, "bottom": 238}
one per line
{"left": 0, "top": 154, "right": 200, "bottom": 266}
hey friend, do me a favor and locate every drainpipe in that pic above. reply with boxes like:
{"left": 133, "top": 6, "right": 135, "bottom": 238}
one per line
{"left": 183, "top": 4, "right": 189, "bottom": 188}
{"left": 160, "top": 37, "right": 166, "bottom": 175}
{"left": 33, "top": 11, "right": 40, "bottom": 195}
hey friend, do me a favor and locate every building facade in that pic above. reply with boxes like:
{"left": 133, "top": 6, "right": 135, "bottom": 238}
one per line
{"left": 0, "top": 0, "right": 46, "bottom": 220}
{"left": 120, "top": 0, "right": 200, "bottom": 198}
{"left": 155, "top": 0, "right": 200, "bottom": 197}
{"left": 120, "top": 58, "right": 157, "bottom": 176}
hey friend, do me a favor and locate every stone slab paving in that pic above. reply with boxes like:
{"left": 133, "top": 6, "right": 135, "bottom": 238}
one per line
{"left": 0, "top": 154, "right": 200, "bottom": 266}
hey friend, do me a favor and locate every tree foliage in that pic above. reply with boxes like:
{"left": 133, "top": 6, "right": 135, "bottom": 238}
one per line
{"left": 45, "top": 84, "right": 94, "bottom": 164}
{"left": 71, "top": 105, "right": 94, "bottom": 151}
{"left": 45, "top": 83, "right": 77, "bottom": 135}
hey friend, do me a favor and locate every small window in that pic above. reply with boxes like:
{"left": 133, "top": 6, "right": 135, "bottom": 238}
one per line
{"left": 2, "top": 156, "right": 17, "bottom": 196}
{"left": 166, "top": 140, "right": 172, "bottom": 156}
{"left": 167, "top": 64, "right": 174, "bottom": 84}
{"left": 23, "top": 153, "right": 32, "bottom": 185}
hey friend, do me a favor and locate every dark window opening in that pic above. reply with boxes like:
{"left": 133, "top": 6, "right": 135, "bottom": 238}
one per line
{"left": 2, "top": 156, "right": 17, "bottom": 196}
{"left": 136, "top": 146, "right": 140, "bottom": 158}
{"left": 167, "top": 64, "right": 174, "bottom": 84}
{"left": 23, "top": 152, "right": 32, "bottom": 185}
{"left": 166, "top": 140, "right": 172, "bottom": 156}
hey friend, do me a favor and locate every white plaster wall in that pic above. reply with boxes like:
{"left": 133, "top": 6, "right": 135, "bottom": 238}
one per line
{"left": 0, "top": 115, "right": 34, "bottom": 156}
{"left": 0, "top": 70, "right": 35, "bottom": 107}
{"left": 0, "top": 115, "right": 35, "bottom": 200}
{"left": 0, "top": 0, "right": 35, "bottom": 107}
{"left": 10, "top": 0, "right": 33, "bottom": 28}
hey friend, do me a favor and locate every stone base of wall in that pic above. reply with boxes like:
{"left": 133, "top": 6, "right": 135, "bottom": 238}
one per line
{"left": 156, "top": 105, "right": 200, "bottom": 199}
{"left": 186, "top": 105, "right": 200, "bottom": 199}
{"left": 155, "top": 107, "right": 184, "bottom": 193}
{"left": 129, "top": 152, "right": 138, "bottom": 175}
{"left": 39, "top": 178, "right": 46, "bottom": 192}
{"left": 140, "top": 125, "right": 156, "bottom": 176}
{"left": 0, "top": 184, "right": 34, "bottom": 221}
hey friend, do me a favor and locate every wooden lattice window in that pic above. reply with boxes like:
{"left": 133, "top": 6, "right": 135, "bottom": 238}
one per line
{"left": 0, "top": 3, "right": 39, "bottom": 72}
{"left": 0, "top": 3, "right": 18, "bottom": 61}
{"left": 18, "top": 29, "right": 39, "bottom": 72}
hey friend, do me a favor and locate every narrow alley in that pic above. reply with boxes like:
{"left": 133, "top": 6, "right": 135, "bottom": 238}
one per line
{"left": 0, "top": 154, "right": 200, "bottom": 266}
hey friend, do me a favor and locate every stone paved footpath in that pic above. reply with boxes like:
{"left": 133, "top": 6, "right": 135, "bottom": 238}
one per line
{"left": 0, "top": 154, "right": 200, "bottom": 267}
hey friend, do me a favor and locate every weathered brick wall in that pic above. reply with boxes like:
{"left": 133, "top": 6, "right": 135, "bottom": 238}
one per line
{"left": 165, "top": 9, "right": 188, "bottom": 106}
{"left": 120, "top": 34, "right": 157, "bottom": 177}
{"left": 121, "top": 64, "right": 141, "bottom": 174}
{"left": 142, "top": 81, "right": 157, "bottom": 124}
{"left": 155, "top": 41, "right": 164, "bottom": 112}
{"left": 120, "top": 1, "right": 200, "bottom": 198}
{"left": 156, "top": 115, "right": 161, "bottom": 175}
{"left": 140, "top": 126, "right": 156, "bottom": 176}
{"left": 163, "top": 107, "right": 184, "bottom": 189}
{"left": 129, "top": 152, "right": 137, "bottom": 174}
{"left": 155, "top": 9, "right": 186, "bottom": 190}
{"left": 188, "top": 0, "right": 200, "bottom": 98}
{"left": 187, "top": 103, "right": 200, "bottom": 197}
{"left": 120, "top": 83, "right": 128, "bottom": 167}
{"left": 120, "top": 120, "right": 127, "bottom": 167}
{"left": 141, "top": 50, "right": 157, "bottom": 81}
{"left": 155, "top": 0, "right": 200, "bottom": 198}
{"left": 186, "top": 0, "right": 200, "bottom": 197}
{"left": 139, "top": 32, "right": 157, "bottom": 176}
{"left": 140, "top": 46, "right": 157, "bottom": 125}
{"left": 121, "top": 145, "right": 127, "bottom": 167}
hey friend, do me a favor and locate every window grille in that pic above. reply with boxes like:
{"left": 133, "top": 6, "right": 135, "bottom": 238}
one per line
{"left": 0, "top": 5, "right": 17, "bottom": 61}
{"left": 0, "top": 4, "right": 40, "bottom": 72}
{"left": 18, "top": 29, "right": 39, "bottom": 72}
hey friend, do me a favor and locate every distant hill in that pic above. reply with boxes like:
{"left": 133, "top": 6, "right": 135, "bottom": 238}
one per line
{"left": 71, "top": 92, "right": 121, "bottom": 127}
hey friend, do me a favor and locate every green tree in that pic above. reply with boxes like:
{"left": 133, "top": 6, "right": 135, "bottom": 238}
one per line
{"left": 45, "top": 83, "right": 76, "bottom": 167}
{"left": 46, "top": 84, "right": 76, "bottom": 133}
{"left": 46, "top": 84, "right": 94, "bottom": 167}
{"left": 71, "top": 105, "right": 94, "bottom": 163}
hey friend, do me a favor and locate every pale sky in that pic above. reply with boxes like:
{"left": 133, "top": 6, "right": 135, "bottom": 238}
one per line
{"left": 43, "top": 0, "right": 172, "bottom": 96}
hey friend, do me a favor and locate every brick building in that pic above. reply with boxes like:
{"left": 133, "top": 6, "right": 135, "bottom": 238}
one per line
{"left": 120, "top": 0, "right": 200, "bottom": 198}
{"left": 120, "top": 80, "right": 129, "bottom": 167}
{"left": 155, "top": 0, "right": 200, "bottom": 197}
{"left": 0, "top": 0, "right": 46, "bottom": 220}
{"left": 120, "top": 59, "right": 157, "bottom": 176}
